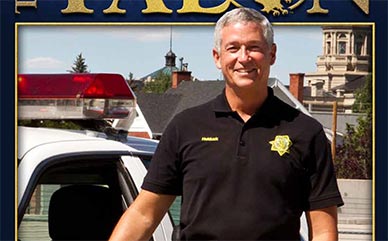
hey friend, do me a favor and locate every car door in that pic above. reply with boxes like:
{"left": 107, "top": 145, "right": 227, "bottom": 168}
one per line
{"left": 18, "top": 152, "right": 171, "bottom": 241}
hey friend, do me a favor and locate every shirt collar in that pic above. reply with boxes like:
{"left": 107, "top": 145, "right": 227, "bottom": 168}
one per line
{"left": 212, "top": 87, "right": 276, "bottom": 115}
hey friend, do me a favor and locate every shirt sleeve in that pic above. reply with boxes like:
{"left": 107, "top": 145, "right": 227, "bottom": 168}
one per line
{"left": 306, "top": 128, "right": 344, "bottom": 210}
{"left": 141, "top": 118, "right": 183, "bottom": 196}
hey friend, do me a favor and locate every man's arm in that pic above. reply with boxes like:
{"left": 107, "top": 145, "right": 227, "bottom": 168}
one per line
{"left": 306, "top": 206, "right": 339, "bottom": 241}
{"left": 109, "top": 190, "right": 176, "bottom": 241}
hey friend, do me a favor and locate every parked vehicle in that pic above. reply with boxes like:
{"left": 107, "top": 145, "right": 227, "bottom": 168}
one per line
{"left": 17, "top": 73, "right": 174, "bottom": 240}
{"left": 17, "top": 73, "right": 308, "bottom": 241}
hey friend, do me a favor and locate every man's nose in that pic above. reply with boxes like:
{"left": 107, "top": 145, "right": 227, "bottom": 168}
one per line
{"left": 238, "top": 47, "right": 250, "bottom": 62}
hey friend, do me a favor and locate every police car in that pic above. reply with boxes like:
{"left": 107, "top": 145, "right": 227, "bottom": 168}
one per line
{"left": 17, "top": 73, "right": 308, "bottom": 241}
{"left": 17, "top": 73, "right": 174, "bottom": 241}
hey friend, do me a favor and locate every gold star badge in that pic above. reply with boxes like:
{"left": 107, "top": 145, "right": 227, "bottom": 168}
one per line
{"left": 269, "top": 135, "right": 292, "bottom": 156}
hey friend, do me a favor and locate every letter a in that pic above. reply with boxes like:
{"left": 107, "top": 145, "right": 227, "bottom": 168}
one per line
{"left": 104, "top": 0, "right": 126, "bottom": 14}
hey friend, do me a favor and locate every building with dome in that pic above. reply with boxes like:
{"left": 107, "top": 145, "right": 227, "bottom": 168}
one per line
{"left": 302, "top": 25, "right": 372, "bottom": 113}
{"left": 141, "top": 49, "right": 180, "bottom": 83}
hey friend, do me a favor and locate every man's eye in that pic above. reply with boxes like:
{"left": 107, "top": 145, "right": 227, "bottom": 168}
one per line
{"left": 249, "top": 46, "right": 262, "bottom": 52}
{"left": 226, "top": 46, "right": 239, "bottom": 53}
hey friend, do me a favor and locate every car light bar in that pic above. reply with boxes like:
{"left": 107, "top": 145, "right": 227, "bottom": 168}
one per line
{"left": 18, "top": 73, "right": 136, "bottom": 124}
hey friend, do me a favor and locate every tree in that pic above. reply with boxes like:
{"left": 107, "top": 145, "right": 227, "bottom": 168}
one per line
{"left": 334, "top": 75, "right": 372, "bottom": 179}
{"left": 143, "top": 72, "right": 171, "bottom": 93}
{"left": 352, "top": 74, "right": 372, "bottom": 115}
{"left": 68, "top": 53, "right": 89, "bottom": 73}
{"left": 128, "top": 72, "right": 134, "bottom": 81}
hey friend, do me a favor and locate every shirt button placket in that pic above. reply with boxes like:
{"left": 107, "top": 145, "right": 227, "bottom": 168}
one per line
{"left": 237, "top": 128, "right": 248, "bottom": 164}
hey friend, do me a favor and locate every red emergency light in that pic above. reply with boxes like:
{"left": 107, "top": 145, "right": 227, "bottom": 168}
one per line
{"left": 18, "top": 73, "right": 136, "bottom": 123}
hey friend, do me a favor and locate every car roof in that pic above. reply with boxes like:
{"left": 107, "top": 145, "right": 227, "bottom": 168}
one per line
{"left": 17, "top": 126, "right": 137, "bottom": 160}
{"left": 58, "top": 128, "right": 159, "bottom": 155}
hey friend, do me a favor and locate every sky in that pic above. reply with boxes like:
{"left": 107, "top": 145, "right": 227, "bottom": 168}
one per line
{"left": 18, "top": 24, "right": 323, "bottom": 85}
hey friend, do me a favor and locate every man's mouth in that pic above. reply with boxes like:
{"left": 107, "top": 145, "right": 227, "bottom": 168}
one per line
{"left": 235, "top": 68, "right": 256, "bottom": 74}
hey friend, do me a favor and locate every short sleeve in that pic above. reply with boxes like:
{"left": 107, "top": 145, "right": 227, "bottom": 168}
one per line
{"left": 306, "top": 129, "right": 344, "bottom": 210}
{"left": 141, "top": 118, "right": 183, "bottom": 195}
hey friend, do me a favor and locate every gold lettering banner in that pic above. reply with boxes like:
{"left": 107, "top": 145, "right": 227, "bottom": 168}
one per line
{"left": 15, "top": 0, "right": 370, "bottom": 15}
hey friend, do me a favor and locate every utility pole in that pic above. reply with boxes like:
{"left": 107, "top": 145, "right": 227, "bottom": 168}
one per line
{"left": 331, "top": 101, "right": 337, "bottom": 160}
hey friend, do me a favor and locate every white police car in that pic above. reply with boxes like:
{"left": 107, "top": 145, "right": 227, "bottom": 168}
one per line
{"left": 17, "top": 73, "right": 174, "bottom": 241}
{"left": 17, "top": 73, "right": 308, "bottom": 241}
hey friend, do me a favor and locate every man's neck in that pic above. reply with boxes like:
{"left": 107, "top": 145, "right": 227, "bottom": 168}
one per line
{"left": 225, "top": 86, "right": 268, "bottom": 123}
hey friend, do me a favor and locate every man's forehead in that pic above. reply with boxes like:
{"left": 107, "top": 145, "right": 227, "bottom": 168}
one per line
{"left": 220, "top": 22, "right": 265, "bottom": 43}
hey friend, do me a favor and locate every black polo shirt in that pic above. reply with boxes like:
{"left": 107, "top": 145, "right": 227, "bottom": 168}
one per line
{"left": 142, "top": 88, "right": 343, "bottom": 240}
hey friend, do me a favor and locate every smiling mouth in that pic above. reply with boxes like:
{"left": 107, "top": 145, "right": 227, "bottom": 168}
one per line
{"left": 235, "top": 69, "right": 256, "bottom": 74}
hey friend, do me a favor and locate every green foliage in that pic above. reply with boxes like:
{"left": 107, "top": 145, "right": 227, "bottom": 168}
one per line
{"left": 334, "top": 75, "right": 372, "bottom": 179}
{"left": 68, "top": 53, "right": 89, "bottom": 73}
{"left": 143, "top": 72, "right": 171, "bottom": 93}
{"left": 352, "top": 75, "right": 372, "bottom": 115}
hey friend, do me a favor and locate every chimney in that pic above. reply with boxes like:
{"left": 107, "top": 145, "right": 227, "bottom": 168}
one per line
{"left": 289, "top": 73, "right": 305, "bottom": 103}
{"left": 172, "top": 70, "right": 192, "bottom": 88}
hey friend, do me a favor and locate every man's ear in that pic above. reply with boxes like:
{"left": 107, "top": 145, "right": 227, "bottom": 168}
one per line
{"left": 212, "top": 48, "right": 222, "bottom": 69}
{"left": 270, "top": 44, "right": 277, "bottom": 65}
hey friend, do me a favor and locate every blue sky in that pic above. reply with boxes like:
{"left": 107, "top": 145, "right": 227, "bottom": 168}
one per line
{"left": 18, "top": 24, "right": 322, "bottom": 85}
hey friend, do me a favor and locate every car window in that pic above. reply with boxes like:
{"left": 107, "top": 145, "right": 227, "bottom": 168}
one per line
{"left": 18, "top": 157, "right": 135, "bottom": 241}
{"left": 19, "top": 184, "right": 60, "bottom": 240}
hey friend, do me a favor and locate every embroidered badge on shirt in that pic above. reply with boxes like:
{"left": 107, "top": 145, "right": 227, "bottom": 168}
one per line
{"left": 269, "top": 135, "right": 292, "bottom": 156}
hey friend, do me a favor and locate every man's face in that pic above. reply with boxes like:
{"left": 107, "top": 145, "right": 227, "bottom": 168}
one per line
{"left": 213, "top": 21, "right": 276, "bottom": 91}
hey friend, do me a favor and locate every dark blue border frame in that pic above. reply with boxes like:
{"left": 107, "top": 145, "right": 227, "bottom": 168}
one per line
{"left": 1, "top": 0, "right": 387, "bottom": 240}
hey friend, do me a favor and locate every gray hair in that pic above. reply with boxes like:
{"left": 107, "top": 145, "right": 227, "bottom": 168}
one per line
{"left": 214, "top": 8, "right": 274, "bottom": 53}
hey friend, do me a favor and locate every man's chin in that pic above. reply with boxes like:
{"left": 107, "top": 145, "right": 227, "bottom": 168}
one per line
{"left": 236, "top": 74, "right": 258, "bottom": 82}
{"left": 232, "top": 79, "right": 258, "bottom": 89}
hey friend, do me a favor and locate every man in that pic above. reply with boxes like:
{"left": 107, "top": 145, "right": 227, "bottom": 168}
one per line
{"left": 110, "top": 7, "right": 343, "bottom": 241}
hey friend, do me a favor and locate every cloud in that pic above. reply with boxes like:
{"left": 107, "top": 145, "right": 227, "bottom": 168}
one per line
{"left": 105, "top": 27, "right": 173, "bottom": 42}
{"left": 25, "top": 57, "right": 65, "bottom": 70}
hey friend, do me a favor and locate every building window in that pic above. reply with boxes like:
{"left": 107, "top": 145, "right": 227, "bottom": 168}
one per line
{"left": 355, "top": 34, "right": 364, "bottom": 55}
{"left": 338, "top": 42, "right": 346, "bottom": 54}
